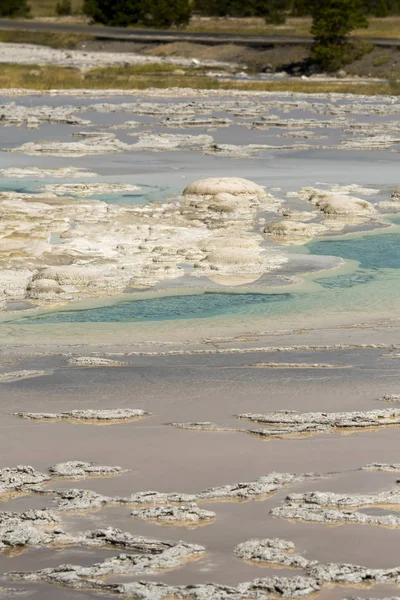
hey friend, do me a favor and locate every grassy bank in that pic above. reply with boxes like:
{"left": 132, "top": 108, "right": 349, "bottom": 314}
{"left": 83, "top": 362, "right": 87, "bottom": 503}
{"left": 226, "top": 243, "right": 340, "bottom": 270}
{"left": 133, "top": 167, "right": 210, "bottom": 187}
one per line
{"left": 185, "top": 16, "right": 400, "bottom": 39}
{"left": 0, "top": 62, "right": 397, "bottom": 94}
{"left": 0, "top": 30, "right": 91, "bottom": 48}
{"left": 25, "top": 1, "right": 400, "bottom": 40}
{"left": 30, "top": 0, "right": 83, "bottom": 17}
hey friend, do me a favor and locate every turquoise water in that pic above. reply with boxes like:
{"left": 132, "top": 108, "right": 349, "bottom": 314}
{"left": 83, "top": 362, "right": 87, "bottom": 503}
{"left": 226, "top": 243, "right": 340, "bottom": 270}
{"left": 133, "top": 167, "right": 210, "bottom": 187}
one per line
{"left": 94, "top": 186, "right": 169, "bottom": 205}
{"left": 315, "top": 271, "right": 375, "bottom": 289}
{"left": 0, "top": 181, "right": 166, "bottom": 206}
{"left": 309, "top": 230, "right": 400, "bottom": 270}
{"left": 10, "top": 228, "right": 400, "bottom": 324}
{"left": 14, "top": 292, "right": 292, "bottom": 324}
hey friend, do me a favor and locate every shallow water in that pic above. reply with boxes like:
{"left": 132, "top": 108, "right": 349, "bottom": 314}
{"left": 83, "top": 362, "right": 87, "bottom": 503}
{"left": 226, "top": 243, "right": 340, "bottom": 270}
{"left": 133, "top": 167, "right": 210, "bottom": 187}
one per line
{"left": 12, "top": 227, "right": 400, "bottom": 325}
{"left": 1, "top": 92, "right": 400, "bottom": 334}
{"left": 13, "top": 292, "right": 293, "bottom": 324}
{"left": 0, "top": 349, "right": 400, "bottom": 597}
{"left": 1, "top": 91, "right": 400, "bottom": 599}
{"left": 0, "top": 179, "right": 166, "bottom": 205}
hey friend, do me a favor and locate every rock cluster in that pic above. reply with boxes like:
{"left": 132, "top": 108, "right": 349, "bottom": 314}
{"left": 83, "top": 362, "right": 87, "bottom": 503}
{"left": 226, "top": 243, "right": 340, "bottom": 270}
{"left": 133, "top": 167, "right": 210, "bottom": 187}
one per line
{"left": 271, "top": 486, "right": 400, "bottom": 527}
{"left": 235, "top": 537, "right": 400, "bottom": 590}
{"left": 0, "top": 370, "right": 48, "bottom": 383}
{"left": 41, "top": 183, "right": 141, "bottom": 197}
{"left": 264, "top": 221, "right": 328, "bottom": 244}
{"left": 49, "top": 461, "right": 126, "bottom": 479}
{"left": 362, "top": 463, "right": 400, "bottom": 471}
{"left": 0, "top": 177, "right": 289, "bottom": 306}
{"left": 0, "top": 167, "right": 97, "bottom": 178}
{"left": 0, "top": 465, "right": 49, "bottom": 498}
{"left": 0, "top": 509, "right": 60, "bottom": 550}
{"left": 67, "top": 357, "right": 127, "bottom": 367}
{"left": 237, "top": 408, "right": 400, "bottom": 439}
{"left": 8, "top": 572, "right": 321, "bottom": 598}
{"left": 48, "top": 488, "right": 197, "bottom": 512}
{"left": 10, "top": 539, "right": 204, "bottom": 578}
{"left": 130, "top": 504, "right": 216, "bottom": 527}
{"left": 13, "top": 408, "right": 150, "bottom": 423}
{"left": 0, "top": 102, "right": 89, "bottom": 127}
{"left": 37, "top": 471, "right": 314, "bottom": 512}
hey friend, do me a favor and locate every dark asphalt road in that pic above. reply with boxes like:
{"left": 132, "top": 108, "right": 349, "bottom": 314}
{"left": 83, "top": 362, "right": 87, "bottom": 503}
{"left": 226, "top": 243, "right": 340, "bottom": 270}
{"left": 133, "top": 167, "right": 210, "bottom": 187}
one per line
{"left": 0, "top": 18, "right": 399, "bottom": 47}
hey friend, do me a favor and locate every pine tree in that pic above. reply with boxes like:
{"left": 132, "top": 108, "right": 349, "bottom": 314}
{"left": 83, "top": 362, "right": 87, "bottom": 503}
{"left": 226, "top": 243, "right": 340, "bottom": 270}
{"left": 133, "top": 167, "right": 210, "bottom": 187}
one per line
{"left": 363, "top": 0, "right": 389, "bottom": 15}
{"left": 0, "top": 0, "right": 31, "bottom": 17}
{"left": 263, "top": 0, "right": 291, "bottom": 23}
{"left": 309, "top": 0, "right": 368, "bottom": 71}
{"left": 196, "top": 0, "right": 290, "bottom": 19}
{"left": 142, "top": 0, "right": 192, "bottom": 27}
{"left": 83, "top": 0, "right": 144, "bottom": 26}
{"left": 84, "top": 0, "right": 191, "bottom": 27}
{"left": 291, "top": 0, "right": 310, "bottom": 16}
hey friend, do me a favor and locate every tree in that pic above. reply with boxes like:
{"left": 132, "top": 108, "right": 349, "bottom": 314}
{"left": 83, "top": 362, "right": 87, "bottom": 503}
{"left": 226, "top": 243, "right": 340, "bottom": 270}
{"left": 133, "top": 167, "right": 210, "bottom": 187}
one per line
{"left": 83, "top": 0, "right": 191, "bottom": 27}
{"left": 0, "top": 0, "right": 31, "bottom": 17}
{"left": 309, "top": 0, "right": 368, "bottom": 71}
{"left": 142, "top": 0, "right": 191, "bottom": 27}
{"left": 196, "top": 0, "right": 291, "bottom": 21}
{"left": 291, "top": 0, "right": 311, "bottom": 16}
{"left": 363, "top": 0, "right": 400, "bottom": 14}
{"left": 264, "top": 0, "right": 291, "bottom": 23}
{"left": 56, "top": 0, "right": 72, "bottom": 15}
{"left": 363, "top": 0, "right": 388, "bottom": 14}
{"left": 83, "top": 0, "right": 144, "bottom": 26}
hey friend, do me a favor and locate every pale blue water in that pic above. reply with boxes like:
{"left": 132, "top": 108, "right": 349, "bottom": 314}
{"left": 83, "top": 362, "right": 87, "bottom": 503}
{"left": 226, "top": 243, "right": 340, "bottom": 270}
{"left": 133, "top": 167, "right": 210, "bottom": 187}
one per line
{"left": 14, "top": 292, "right": 292, "bottom": 324}
{"left": 0, "top": 181, "right": 167, "bottom": 206}
{"left": 309, "top": 230, "right": 400, "bottom": 270}
{"left": 13, "top": 227, "right": 400, "bottom": 324}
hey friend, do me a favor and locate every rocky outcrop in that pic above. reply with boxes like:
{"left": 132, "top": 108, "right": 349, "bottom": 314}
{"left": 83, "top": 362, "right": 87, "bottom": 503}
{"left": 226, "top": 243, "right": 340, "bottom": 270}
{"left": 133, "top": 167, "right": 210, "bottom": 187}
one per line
{"left": 0, "top": 167, "right": 97, "bottom": 178}
{"left": 49, "top": 461, "right": 126, "bottom": 479}
{"left": 41, "top": 183, "right": 141, "bottom": 197}
{"left": 67, "top": 357, "right": 126, "bottom": 367}
{"left": 0, "top": 465, "right": 49, "bottom": 497}
{"left": 130, "top": 504, "right": 216, "bottom": 526}
{"left": 237, "top": 408, "right": 400, "bottom": 439}
{"left": 13, "top": 409, "right": 150, "bottom": 423}
{"left": 264, "top": 220, "right": 327, "bottom": 244}
{"left": 197, "top": 472, "right": 316, "bottom": 502}
{"left": 48, "top": 488, "right": 197, "bottom": 512}
{"left": 0, "top": 177, "right": 289, "bottom": 306}
{"left": 271, "top": 485, "right": 400, "bottom": 528}
{"left": 0, "top": 370, "right": 48, "bottom": 383}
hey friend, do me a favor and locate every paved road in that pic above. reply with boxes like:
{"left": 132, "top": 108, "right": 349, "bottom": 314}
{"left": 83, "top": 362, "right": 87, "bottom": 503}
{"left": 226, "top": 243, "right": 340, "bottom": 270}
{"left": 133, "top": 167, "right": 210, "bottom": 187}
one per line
{"left": 0, "top": 18, "right": 399, "bottom": 47}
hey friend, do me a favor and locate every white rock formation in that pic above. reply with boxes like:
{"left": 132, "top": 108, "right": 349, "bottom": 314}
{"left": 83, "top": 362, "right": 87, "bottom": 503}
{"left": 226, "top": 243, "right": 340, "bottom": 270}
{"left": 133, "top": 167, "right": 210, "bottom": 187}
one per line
{"left": 264, "top": 220, "right": 328, "bottom": 244}
{"left": 0, "top": 177, "right": 288, "bottom": 307}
